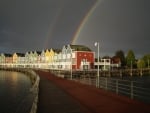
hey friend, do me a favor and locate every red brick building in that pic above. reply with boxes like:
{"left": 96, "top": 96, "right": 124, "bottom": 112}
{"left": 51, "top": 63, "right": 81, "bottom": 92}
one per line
{"left": 60, "top": 45, "right": 94, "bottom": 70}
{"left": 74, "top": 51, "right": 94, "bottom": 70}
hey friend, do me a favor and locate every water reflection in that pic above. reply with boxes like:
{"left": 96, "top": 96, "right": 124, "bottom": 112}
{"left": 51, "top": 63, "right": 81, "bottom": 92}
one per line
{"left": 0, "top": 71, "right": 32, "bottom": 113}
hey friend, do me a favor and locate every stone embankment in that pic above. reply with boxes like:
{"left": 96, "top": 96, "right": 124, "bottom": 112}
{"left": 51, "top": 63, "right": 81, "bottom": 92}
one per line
{"left": 0, "top": 68, "right": 40, "bottom": 113}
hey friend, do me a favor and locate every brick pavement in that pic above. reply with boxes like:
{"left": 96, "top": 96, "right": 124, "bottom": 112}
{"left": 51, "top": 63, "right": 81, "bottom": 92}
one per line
{"left": 36, "top": 70, "right": 150, "bottom": 113}
{"left": 37, "top": 71, "right": 82, "bottom": 113}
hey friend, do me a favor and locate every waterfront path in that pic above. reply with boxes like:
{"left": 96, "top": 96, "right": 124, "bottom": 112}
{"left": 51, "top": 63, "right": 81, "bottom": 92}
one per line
{"left": 36, "top": 70, "right": 82, "bottom": 113}
{"left": 36, "top": 70, "right": 150, "bottom": 113}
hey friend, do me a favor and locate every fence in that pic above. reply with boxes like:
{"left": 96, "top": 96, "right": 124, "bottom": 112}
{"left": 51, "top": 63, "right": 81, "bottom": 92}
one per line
{"left": 73, "top": 77, "right": 150, "bottom": 103}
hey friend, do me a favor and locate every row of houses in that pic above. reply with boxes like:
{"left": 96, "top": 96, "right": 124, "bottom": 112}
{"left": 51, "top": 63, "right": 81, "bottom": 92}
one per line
{"left": 0, "top": 45, "right": 95, "bottom": 70}
{"left": 0, "top": 45, "right": 121, "bottom": 70}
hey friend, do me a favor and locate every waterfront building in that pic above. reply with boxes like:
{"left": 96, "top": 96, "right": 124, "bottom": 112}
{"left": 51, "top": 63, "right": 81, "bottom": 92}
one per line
{"left": 33, "top": 51, "right": 38, "bottom": 63}
{"left": 13, "top": 53, "right": 25, "bottom": 63}
{"left": 29, "top": 51, "right": 34, "bottom": 63}
{"left": 111, "top": 56, "right": 121, "bottom": 69}
{"left": 0, "top": 44, "right": 95, "bottom": 70}
{"left": 12, "top": 53, "right": 18, "bottom": 63}
{"left": 101, "top": 59, "right": 111, "bottom": 70}
{"left": 49, "top": 48, "right": 55, "bottom": 64}
{"left": 95, "top": 57, "right": 121, "bottom": 71}
{"left": 52, "top": 49, "right": 61, "bottom": 69}
{"left": 41, "top": 50, "right": 45, "bottom": 63}
{"left": 59, "top": 45, "right": 94, "bottom": 70}
{"left": 12, "top": 53, "right": 25, "bottom": 67}
{"left": 0, "top": 53, "right": 5, "bottom": 64}
{"left": 25, "top": 52, "right": 29, "bottom": 63}
{"left": 45, "top": 49, "right": 50, "bottom": 63}
{"left": 5, "top": 53, "right": 13, "bottom": 63}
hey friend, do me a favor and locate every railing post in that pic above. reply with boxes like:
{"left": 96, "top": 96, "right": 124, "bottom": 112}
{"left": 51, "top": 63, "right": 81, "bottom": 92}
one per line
{"left": 105, "top": 78, "right": 108, "bottom": 90}
{"left": 116, "top": 79, "right": 118, "bottom": 94}
{"left": 96, "top": 76, "right": 99, "bottom": 88}
{"left": 131, "top": 81, "right": 133, "bottom": 99}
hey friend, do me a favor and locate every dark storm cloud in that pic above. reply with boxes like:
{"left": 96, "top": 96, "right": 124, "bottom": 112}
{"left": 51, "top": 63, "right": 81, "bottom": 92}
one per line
{"left": 0, "top": 0, "right": 96, "bottom": 53}
{"left": 0, "top": 0, "right": 149, "bottom": 58}
{"left": 75, "top": 0, "right": 150, "bottom": 57}
{"left": 103, "top": 0, "right": 150, "bottom": 56}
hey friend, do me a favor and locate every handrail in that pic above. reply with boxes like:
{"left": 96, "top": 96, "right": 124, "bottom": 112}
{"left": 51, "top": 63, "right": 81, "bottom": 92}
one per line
{"left": 73, "top": 77, "right": 150, "bottom": 103}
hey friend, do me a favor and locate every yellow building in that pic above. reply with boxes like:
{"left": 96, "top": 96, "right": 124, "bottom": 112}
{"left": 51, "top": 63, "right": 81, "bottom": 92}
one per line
{"left": 45, "top": 49, "right": 50, "bottom": 63}
{"left": 13, "top": 53, "right": 18, "bottom": 63}
{"left": 49, "top": 49, "right": 55, "bottom": 63}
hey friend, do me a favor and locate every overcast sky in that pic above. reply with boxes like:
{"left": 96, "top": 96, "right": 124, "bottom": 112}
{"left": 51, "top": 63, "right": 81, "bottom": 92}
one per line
{"left": 0, "top": 0, "right": 150, "bottom": 58}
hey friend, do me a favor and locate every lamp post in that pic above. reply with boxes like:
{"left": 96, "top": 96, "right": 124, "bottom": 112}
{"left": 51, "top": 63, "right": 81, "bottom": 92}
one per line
{"left": 148, "top": 59, "right": 150, "bottom": 74}
{"left": 95, "top": 42, "right": 100, "bottom": 87}
{"left": 70, "top": 48, "right": 73, "bottom": 80}
{"left": 148, "top": 59, "right": 149, "bottom": 69}
{"left": 130, "top": 60, "right": 132, "bottom": 76}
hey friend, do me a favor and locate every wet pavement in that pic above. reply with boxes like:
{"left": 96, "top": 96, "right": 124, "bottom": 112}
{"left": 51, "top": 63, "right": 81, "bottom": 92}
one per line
{"left": 36, "top": 70, "right": 150, "bottom": 113}
{"left": 37, "top": 71, "right": 82, "bottom": 113}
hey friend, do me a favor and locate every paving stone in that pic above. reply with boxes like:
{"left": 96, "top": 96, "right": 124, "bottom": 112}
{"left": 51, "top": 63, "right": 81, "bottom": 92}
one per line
{"left": 37, "top": 73, "right": 82, "bottom": 113}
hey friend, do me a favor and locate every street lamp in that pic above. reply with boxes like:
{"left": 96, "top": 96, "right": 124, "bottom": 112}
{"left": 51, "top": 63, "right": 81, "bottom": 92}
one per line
{"left": 130, "top": 60, "right": 132, "bottom": 76}
{"left": 70, "top": 48, "right": 74, "bottom": 80}
{"left": 148, "top": 59, "right": 149, "bottom": 69}
{"left": 70, "top": 48, "right": 75, "bottom": 80}
{"left": 95, "top": 42, "right": 100, "bottom": 87}
{"left": 70, "top": 48, "right": 73, "bottom": 80}
{"left": 148, "top": 59, "right": 150, "bottom": 74}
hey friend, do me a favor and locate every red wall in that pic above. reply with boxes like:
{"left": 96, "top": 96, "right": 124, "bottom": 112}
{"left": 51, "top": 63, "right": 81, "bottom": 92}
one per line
{"left": 76, "top": 51, "right": 94, "bottom": 69}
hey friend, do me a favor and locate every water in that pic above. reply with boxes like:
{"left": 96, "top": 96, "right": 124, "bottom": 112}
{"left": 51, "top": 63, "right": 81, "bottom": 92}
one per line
{"left": 0, "top": 71, "right": 32, "bottom": 113}
{"left": 111, "top": 75, "right": 150, "bottom": 88}
{"left": 75, "top": 74, "right": 150, "bottom": 104}
{"left": 103, "top": 75, "right": 150, "bottom": 103}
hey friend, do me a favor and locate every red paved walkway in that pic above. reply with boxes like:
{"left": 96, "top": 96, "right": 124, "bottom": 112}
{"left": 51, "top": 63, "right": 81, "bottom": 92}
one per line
{"left": 36, "top": 70, "right": 150, "bottom": 113}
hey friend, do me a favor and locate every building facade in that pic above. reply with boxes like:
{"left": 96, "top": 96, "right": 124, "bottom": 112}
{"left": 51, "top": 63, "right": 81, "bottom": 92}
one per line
{"left": 0, "top": 45, "right": 95, "bottom": 70}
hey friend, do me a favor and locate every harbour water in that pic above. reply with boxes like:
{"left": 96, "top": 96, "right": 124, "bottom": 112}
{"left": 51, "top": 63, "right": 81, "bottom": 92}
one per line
{"left": 109, "top": 75, "right": 150, "bottom": 103}
{"left": 0, "top": 71, "right": 32, "bottom": 113}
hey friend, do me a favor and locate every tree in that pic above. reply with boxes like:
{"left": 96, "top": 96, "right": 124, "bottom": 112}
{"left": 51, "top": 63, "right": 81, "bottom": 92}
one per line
{"left": 115, "top": 50, "right": 126, "bottom": 67}
{"left": 137, "top": 59, "right": 146, "bottom": 69}
{"left": 142, "top": 54, "right": 150, "bottom": 68}
{"left": 102, "top": 55, "right": 111, "bottom": 59}
{"left": 126, "top": 50, "right": 136, "bottom": 68}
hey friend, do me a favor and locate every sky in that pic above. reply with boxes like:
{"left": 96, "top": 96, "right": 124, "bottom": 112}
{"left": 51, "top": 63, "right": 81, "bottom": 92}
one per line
{"left": 0, "top": 0, "right": 150, "bottom": 58}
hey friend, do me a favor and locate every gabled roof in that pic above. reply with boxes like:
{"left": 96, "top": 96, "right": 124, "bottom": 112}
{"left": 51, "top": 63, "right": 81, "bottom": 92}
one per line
{"left": 4, "top": 53, "right": 12, "bottom": 57}
{"left": 53, "top": 49, "right": 61, "bottom": 53}
{"left": 36, "top": 51, "right": 42, "bottom": 55}
{"left": 16, "top": 53, "right": 25, "bottom": 57}
{"left": 69, "top": 45, "right": 91, "bottom": 51}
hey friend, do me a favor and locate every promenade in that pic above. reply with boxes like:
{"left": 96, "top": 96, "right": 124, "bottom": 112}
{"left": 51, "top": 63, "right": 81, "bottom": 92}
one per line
{"left": 36, "top": 70, "right": 82, "bottom": 113}
{"left": 36, "top": 70, "right": 150, "bottom": 113}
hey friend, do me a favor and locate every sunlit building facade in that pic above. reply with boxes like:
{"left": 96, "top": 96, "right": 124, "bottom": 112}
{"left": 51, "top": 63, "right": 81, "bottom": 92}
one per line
{"left": 0, "top": 45, "right": 95, "bottom": 70}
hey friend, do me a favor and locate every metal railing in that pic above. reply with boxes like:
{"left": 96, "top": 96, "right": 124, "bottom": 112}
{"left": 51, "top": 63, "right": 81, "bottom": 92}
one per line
{"left": 73, "top": 77, "right": 150, "bottom": 103}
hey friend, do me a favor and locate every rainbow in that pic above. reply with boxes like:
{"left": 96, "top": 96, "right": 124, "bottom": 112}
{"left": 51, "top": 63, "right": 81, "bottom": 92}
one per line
{"left": 44, "top": 2, "right": 65, "bottom": 49}
{"left": 71, "top": 0, "right": 103, "bottom": 44}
